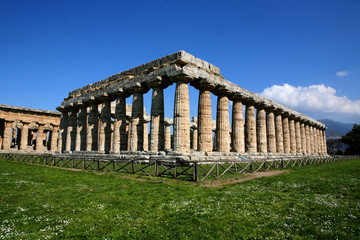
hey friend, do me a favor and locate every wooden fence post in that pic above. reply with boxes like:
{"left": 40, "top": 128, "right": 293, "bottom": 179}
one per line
{"left": 174, "top": 161, "right": 177, "bottom": 179}
{"left": 193, "top": 162, "right": 199, "bottom": 182}
{"left": 131, "top": 160, "right": 135, "bottom": 174}
{"left": 154, "top": 160, "right": 158, "bottom": 176}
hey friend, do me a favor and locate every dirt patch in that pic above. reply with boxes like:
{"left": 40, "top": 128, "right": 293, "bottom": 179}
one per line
{"left": 200, "top": 170, "right": 289, "bottom": 187}
{"left": 33, "top": 163, "right": 289, "bottom": 187}
{"left": 115, "top": 170, "right": 289, "bottom": 187}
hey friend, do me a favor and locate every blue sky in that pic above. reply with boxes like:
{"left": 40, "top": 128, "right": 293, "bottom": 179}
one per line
{"left": 1, "top": 0, "right": 359, "bottom": 123}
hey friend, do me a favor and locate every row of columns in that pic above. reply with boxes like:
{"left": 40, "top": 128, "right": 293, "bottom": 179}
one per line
{"left": 0, "top": 120, "right": 58, "bottom": 152}
{"left": 59, "top": 80, "right": 327, "bottom": 155}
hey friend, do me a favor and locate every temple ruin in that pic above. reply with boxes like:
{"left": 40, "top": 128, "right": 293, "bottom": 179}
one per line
{"left": 56, "top": 51, "right": 327, "bottom": 161}
{"left": 0, "top": 104, "right": 61, "bottom": 152}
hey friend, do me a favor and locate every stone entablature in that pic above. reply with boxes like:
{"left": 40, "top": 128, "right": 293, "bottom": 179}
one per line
{"left": 57, "top": 51, "right": 327, "bottom": 156}
{"left": 0, "top": 104, "right": 61, "bottom": 152}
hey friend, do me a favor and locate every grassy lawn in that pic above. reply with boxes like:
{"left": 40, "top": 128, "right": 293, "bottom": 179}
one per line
{"left": 0, "top": 159, "right": 359, "bottom": 239}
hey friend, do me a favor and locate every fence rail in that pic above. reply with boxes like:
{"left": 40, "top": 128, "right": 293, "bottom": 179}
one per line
{"left": 0, "top": 152, "right": 358, "bottom": 182}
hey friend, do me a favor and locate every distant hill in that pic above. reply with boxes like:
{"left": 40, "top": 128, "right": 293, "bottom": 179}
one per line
{"left": 318, "top": 119, "right": 354, "bottom": 137}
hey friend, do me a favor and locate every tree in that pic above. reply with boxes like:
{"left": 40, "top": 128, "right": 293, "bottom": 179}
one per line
{"left": 341, "top": 124, "right": 360, "bottom": 155}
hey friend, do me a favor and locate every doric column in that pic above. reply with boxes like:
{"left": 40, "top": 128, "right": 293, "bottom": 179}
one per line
{"left": 130, "top": 92, "right": 144, "bottom": 151}
{"left": 173, "top": 80, "right": 190, "bottom": 152}
{"left": 232, "top": 99, "right": 245, "bottom": 153}
{"left": 66, "top": 110, "right": 78, "bottom": 152}
{"left": 317, "top": 128, "right": 322, "bottom": 154}
{"left": 266, "top": 110, "right": 276, "bottom": 153}
{"left": 300, "top": 122, "right": 306, "bottom": 154}
{"left": 216, "top": 95, "right": 230, "bottom": 152}
{"left": 143, "top": 116, "right": 150, "bottom": 151}
{"left": 3, "top": 121, "right": 13, "bottom": 150}
{"left": 275, "top": 113, "right": 284, "bottom": 153}
{"left": 198, "top": 89, "right": 213, "bottom": 152}
{"left": 323, "top": 130, "right": 327, "bottom": 154}
{"left": 256, "top": 107, "right": 267, "bottom": 153}
{"left": 295, "top": 120, "right": 301, "bottom": 154}
{"left": 192, "top": 126, "right": 198, "bottom": 151}
{"left": 313, "top": 127, "right": 319, "bottom": 154}
{"left": 245, "top": 104, "right": 257, "bottom": 153}
{"left": 315, "top": 128, "right": 320, "bottom": 154}
{"left": 309, "top": 126, "right": 314, "bottom": 154}
{"left": 164, "top": 119, "right": 172, "bottom": 150}
{"left": 36, "top": 124, "right": 44, "bottom": 152}
{"left": 87, "top": 103, "right": 99, "bottom": 151}
{"left": 20, "top": 123, "right": 29, "bottom": 151}
{"left": 305, "top": 124, "right": 310, "bottom": 154}
{"left": 113, "top": 96, "right": 127, "bottom": 153}
{"left": 289, "top": 118, "right": 296, "bottom": 154}
{"left": 58, "top": 111, "right": 69, "bottom": 152}
{"left": 150, "top": 86, "right": 165, "bottom": 152}
{"left": 50, "top": 125, "right": 58, "bottom": 152}
{"left": 99, "top": 100, "right": 112, "bottom": 153}
{"left": 282, "top": 116, "right": 290, "bottom": 154}
{"left": 75, "top": 106, "right": 87, "bottom": 151}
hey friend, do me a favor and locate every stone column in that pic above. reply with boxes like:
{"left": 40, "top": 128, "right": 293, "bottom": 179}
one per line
{"left": 143, "top": 117, "right": 149, "bottom": 151}
{"left": 150, "top": 87, "right": 165, "bottom": 151}
{"left": 11, "top": 128, "right": 16, "bottom": 147}
{"left": 316, "top": 128, "right": 320, "bottom": 154}
{"left": 309, "top": 126, "right": 314, "bottom": 154}
{"left": 164, "top": 122, "right": 171, "bottom": 150}
{"left": 216, "top": 95, "right": 230, "bottom": 152}
{"left": 323, "top": 130, "right": 327, "bottom": 154}
{"left": 256, "top": 108, "right": 267, "bottom": 153}
{"left": 192, "top": 126, "right": 198, "bottom": 150}
{"left": 245, "top": 104, "right": 257, "bottom": 153}
{"left": 87, "top": 103, "right": 99, "bottom": 151}
{"left": 275, "top": 113, "right": 284, "bottom": 153}
{"left": 36, "top": 124, "right": 44, "bottom": 152}
{"left": 50, "top": 125, "right": 58, "bottom": 152}
{"left": 317, "top": 128, "right": 322, "bottom": 154}
{"left": 313, "top": 127, "right": 318, "bottom": 154}
{"left": 282, "top": 117, "right": 290, "bottom": 154}
{"left": 173, "top": 81, "right": 190, "bottom": 152}
{"left": 266, "top": 110, "right": 276, "bottom": 153}
{"left": 300, "top": 123, "right": 306, "bottom": 154}
{"left": 20, "top": 123, "right": 29, "bottom": 151}
{"left": 3, "top": 121, "right": 13, "bottom": 150}
{"left": 99, "top": 100, "right": 112, "bottom": 153}
{"left": 289, "top": 119, "right": 296, "bottom": 154}
{"left": 113, "top": 96, "right": 127, "bottom": 153}
{"left": 198, "top": 89, "right": 213, "bottom": 152}
{"left": 232, "top": 99, "right": 245, "bottom": 153}
{"left": 66, "top": 110, "right": 78, "bottom": 152}
{"left": 130, "top": 92, "right": 144, "bottom": 151}
{"left": 305, "top": 125, "right": 310, "bottom": 154}
{"left": 75, "top": 106, "right": 87, "bottom": 151}
{"left": 295, "top": 121, "right": 301, "bottom": 154}
{"left": 58, "top": 111, "right": 69, "bottom": 152}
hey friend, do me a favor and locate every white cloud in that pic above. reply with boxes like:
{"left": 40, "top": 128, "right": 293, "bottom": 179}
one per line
{"left": 336, "top": 71, "right": 349, "bottom": 77}
{"left": 260, "top": 84, "right": 360, "bottom": 123}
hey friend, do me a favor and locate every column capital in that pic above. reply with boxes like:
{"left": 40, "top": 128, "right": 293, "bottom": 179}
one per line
{"left": 164, "top": 118, "right": 173, "bottom": 126}
{"left": 212, "top": 85, "right": 233, "bottom": 96}
{"left": 144, "top": 76, "right": 167, "bottom": 89}
{"left": 170, "top": 75, "right": 194, "bottom": 84}
{"left": 191, "top": 78, "right": 216, "bottom": 91}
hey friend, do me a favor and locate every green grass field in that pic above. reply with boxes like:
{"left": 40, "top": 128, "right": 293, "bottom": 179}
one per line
{"left": 1, "top": 159, "right": 359, "bottom": 239}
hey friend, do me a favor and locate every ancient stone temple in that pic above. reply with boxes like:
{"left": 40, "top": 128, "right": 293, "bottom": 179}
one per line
{"left": 0, "top": 104, "right": 61, "bottom": 152}
{"left": 57, "top": 51, "right": 327, "bottom": 159}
